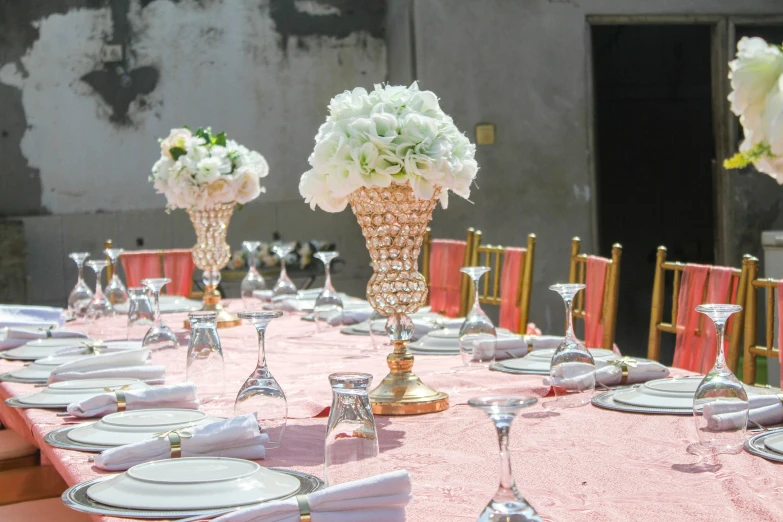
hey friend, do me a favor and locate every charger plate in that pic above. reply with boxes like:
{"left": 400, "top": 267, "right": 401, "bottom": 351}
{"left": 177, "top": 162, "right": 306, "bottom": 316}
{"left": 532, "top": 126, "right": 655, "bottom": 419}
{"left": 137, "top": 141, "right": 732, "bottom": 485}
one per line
{"left": 591, "top": 387, "right": 692, "bottom": 415}
{"left": 61, "top": 468, "right": 324, "bottom": 519}
{"left": 45, "top": 425, "right": 122, "bottom": 452}
{"left": 745, "top": 431, "right": 783, "bottom": 463}
{"left": 0, "top": 371, "right": 47, "bottom": 384}
{"left": 488, "top": 362, "right": 549, "bottom": 375}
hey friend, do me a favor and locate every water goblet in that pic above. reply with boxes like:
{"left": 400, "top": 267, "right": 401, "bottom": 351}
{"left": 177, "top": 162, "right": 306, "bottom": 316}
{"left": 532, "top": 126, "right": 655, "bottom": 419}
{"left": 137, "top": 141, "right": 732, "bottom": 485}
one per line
{"left": 127, "top": 287, "right": 154, "bottom": 341}
{"left": 140, "top": 278, "right": 179, "bottom": 351}
{"left": 314, "top": 251, "right": 343, "bottom": 330}
{"left": 104, "top": 247, "right": 129, "bottom": 305}
{"left": 693, "top": 304, "right": 748, "bottom": 453}
{"left": 459, "top": 267, "right": 497, "bottom": 366}
{"left": 468, "top": 396, "right": 542, "bottom": 522}
{"left": 546, "top": 284, "right": 595, "bottom": 408}
{"left": 240, "top": 241, "right": 266, "bottom": 310}
{"left": 68, "top": 252, "right": 93, "bottom": 318}
{"left": 85, "top": 260, "right": 114, "bottom": 338}
{"left": 186, "top": 311, "right": 225, "bottom": 404}
{"left": 271, "top": 243, "right": 297, "bottom": 298}
{"left": 235, "top": 311, "right": 287, "bottom": 448}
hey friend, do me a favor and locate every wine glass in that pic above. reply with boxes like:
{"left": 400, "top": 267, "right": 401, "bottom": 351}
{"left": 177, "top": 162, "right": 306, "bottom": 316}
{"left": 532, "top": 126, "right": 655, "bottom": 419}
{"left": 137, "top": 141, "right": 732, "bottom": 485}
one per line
{"left": 235, "top": 311, "right": 288, "bottom": 448}
{"left": 68, "top": 252, "right": 93, "bottom": 318}
{"left": 240, "top": 241, "right": 266, "bottom": 310}
{"left": 104, "top": 248, "right": 129, "bottom": 305}
{"left": 127, "top": 287, "right": 154, "bottom": 341}
{"left": 140, "top": 278, "right": 179, "bottom": 351}
{"left": 85, "top": 260, "right": 114, "bottom": 338}
{"left": 693, "top": 304, "right": 748, "bottom": 453}
{"left": 468, "top": 396, "right": 542, "bottom": 522}
{"left": 314, "top": 251, "right": 343, "bottom": 330}
{"left": 186, "top": 311, "right": 225, "bottom": 404}
{"left": 546, "top": 284, "right": 595, "bottom": 408}
{"left": 459, "top": 267, "right": 497, "bottom": 366}
{"left": 271, "top": 243, "right": 297, "bottom": 298}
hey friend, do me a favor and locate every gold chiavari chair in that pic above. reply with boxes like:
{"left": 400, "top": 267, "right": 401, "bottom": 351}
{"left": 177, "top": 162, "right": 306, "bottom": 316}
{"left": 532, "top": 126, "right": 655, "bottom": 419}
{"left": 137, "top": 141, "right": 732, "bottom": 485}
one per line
{"left": 742, "top": 261, "right": 780, "bottom": 386}
{"left": 466, "top": 231, "right": 536, "bottom": 334}
{"left": 568, "top": 237, "right": 622, "bottom": 351}
{"left": 647, "top": 247, "right": 754, "bottom": 372}
{"left": 422, "top": 227, "right": 477, "bottom": 317}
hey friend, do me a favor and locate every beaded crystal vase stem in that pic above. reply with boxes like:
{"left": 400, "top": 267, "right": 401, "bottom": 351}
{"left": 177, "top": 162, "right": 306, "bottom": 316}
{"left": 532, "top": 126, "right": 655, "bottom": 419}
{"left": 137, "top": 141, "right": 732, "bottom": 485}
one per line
{"left": 348, "top": 183, "right": 449, "bottom": 415}
{"left": 186, "top": 202, "right": 240, "bottom": 328}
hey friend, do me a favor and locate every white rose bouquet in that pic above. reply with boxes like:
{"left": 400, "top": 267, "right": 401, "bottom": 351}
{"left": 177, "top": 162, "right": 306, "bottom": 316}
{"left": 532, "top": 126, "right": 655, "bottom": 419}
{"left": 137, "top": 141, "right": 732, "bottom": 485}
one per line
{"left": 299, "top": 82, "right": 478, "bottom": 212}
{"left": 151, "top": 127, "right": 269, "bottom": 210}
{"left": 725, "top": 37, "right": 783, "bottom": 181}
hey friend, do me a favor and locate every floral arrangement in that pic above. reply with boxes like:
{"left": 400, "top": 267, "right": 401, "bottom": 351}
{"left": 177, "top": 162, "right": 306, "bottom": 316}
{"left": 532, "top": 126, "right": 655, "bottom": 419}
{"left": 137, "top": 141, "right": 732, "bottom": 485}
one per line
{"left": 299, "top": 82, "right": 478, "bottom": 212}
{"left": 226, "top": 240, "right": 336, "bottom": 271}
{"left": 151, "top": 127, "right": 269, "bottom": 210}
{"left": 724, "top": 37, "right": 783, "bottom": 182}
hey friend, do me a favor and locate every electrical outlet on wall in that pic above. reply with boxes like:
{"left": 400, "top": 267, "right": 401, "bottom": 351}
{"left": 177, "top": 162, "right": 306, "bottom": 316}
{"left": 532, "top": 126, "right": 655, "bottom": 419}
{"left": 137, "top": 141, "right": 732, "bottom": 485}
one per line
{"left": 101, "top": 45, "right": 123, "bottom": 63}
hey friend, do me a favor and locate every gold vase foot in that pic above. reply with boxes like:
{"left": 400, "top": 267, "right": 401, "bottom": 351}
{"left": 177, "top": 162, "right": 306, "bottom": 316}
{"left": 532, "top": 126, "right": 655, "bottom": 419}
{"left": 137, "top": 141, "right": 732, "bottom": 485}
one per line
{"left": 184, "top": 287, "right": 240, "bottom": 329}
{"left": 369, "top": 372, "right": 449, "bottom": 415}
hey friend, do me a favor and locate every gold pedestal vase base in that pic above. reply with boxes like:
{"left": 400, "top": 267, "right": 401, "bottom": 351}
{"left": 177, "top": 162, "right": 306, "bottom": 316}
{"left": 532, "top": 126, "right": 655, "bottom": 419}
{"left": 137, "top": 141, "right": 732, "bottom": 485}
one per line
{"left": 184, "top": 286, "right": 240, "bottom": 329}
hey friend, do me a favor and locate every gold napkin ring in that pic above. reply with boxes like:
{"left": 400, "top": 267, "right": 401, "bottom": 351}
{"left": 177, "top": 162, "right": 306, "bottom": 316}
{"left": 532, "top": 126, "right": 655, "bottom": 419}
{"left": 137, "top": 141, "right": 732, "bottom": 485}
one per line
{"left": 296, "top": 494, "right": 311, "bottom": 522}
{"left": 115, "top": 391, "right": 127, "bottom": 412}
{"left": 168, "top": 432, "right": 182, "bottom": 458}
{"left": 620, "top": 363, "right": 629, "bottom": 385}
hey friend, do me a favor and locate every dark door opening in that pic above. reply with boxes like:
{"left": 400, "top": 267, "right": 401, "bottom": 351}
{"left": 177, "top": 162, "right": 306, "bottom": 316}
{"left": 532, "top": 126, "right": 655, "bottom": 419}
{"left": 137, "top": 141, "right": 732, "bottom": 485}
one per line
{"left": 592, "top": 25, "right": 716, "bottom": 362}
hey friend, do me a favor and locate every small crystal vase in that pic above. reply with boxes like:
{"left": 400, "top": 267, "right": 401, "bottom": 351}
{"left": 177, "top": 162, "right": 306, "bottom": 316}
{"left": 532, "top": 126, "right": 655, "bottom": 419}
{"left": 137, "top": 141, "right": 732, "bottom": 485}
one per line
{"left": 348, "top": 183, "right": 448, "bottom": 415}
{"left": 186, "top": 202, "right": 240, "bottom": 328}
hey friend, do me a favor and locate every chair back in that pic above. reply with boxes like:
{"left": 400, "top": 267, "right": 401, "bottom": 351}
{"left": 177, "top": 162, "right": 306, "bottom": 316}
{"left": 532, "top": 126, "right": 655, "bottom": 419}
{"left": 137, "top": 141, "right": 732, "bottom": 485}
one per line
{"left": 742, "top": 261, "right": 781, "bottom": 386}
{"left": 120, "top": 249, "right": 196, "bottom": 297}
{"left": 422, "top": 228, "right": 476, "bottom": 318}
{"left": 568, "top": 237, "right": 622, "bottom": 351}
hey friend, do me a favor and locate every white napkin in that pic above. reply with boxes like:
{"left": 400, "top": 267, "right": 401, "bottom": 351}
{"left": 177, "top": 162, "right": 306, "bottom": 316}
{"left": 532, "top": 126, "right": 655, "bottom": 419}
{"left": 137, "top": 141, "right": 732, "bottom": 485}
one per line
{"left": 215, "top": 470, "right": 411, "bottom": 522}
{"left": 542, "top": 358, "right": 670, "bottom": 389}
{"left": 55, "top": 342, "right": 141, "bottom": 356}
{"left": 703, "top": 394, "right": 783, "bottom": 430}
{"left": 49, "top": 364, "right": 166, "bottom": 385}
{"left": 93, "top": 414, "right": 267, "bottom": 471}
{"left": 0, "top": 327, "right": 87, "bottom": 350}
{"left": 527, "top": 335, "right": 564, "bottom": 351}
{"left": 480, "top": 335, "right": 527, "bottom": 360}
{"left": 252, "top": 289, "right": 274, "bottom": 302}
{"left": 0, "top": 305, "right": 65, "bottom": 328}
{"left": 326, "top": 307, "right": 373, "bottom": 326}
{"left": 66, "top": 382, "right": 200, "bottom": 418}
{"left": 48, "top": 349, "right": 152, "bottom": 383}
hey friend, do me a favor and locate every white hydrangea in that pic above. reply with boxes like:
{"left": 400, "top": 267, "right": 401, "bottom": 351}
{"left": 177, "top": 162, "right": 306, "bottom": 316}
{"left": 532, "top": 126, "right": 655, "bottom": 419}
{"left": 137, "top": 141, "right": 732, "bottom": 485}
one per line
{"left": 300, "top": 82, "right": 479, "bottom": 212}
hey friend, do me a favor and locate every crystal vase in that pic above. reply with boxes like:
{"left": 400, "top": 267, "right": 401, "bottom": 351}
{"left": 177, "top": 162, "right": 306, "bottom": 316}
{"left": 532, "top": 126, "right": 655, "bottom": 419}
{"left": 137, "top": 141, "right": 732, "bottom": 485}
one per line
{"left": 186, "top": 202, "right": 240, "bottom": 328}
{"left": 348, "top": 183, "right": 448, "bottom": 415}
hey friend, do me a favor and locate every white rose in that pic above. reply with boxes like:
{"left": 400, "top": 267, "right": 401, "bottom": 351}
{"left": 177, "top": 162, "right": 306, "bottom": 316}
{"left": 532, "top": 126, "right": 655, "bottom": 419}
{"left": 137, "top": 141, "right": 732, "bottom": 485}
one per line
{"left": 300, "top": 169, "right": 348, "bottom": 212}
{"left": 244, "top": 151, "right": 269, "bottom": 178}
{"left": 328, "top": 87, "right": 373, "bottom": 121}
{"left": 160, "top": 128, "right": 192, "bottom": 160}
{"left": 728, "top": 37, "right": 783, "bottom": 139}
{"left": 206, "top": 176, "right": 237, "bottom": 204}
{"left": 152, "top": 157, "right": 173, "bottom": 182}
{"left": 400, "top": 113, "right": 439, "bottom": 145}
{"left": 234, "top": 171, "right": 263, "bottom": 204}
{"left": 195, "top": 156, "right": 226, "bottom": 184}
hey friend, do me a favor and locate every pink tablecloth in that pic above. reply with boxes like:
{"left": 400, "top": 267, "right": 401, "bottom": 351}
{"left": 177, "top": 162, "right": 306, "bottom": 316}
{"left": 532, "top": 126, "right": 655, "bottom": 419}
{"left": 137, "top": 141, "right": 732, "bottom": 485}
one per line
{"left": 1, "top": 300, "right": 782, "bottom": 521}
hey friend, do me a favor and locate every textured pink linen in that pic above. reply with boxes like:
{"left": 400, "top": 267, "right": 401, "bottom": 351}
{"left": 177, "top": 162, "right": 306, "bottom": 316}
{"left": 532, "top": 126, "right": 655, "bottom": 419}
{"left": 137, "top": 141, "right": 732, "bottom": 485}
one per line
{"left": 2, "top": 302, "right": 783, "bottom": 521}
{"left": 584, "top": 255, "right": 609, "bottom": 349}
{"left": 162, "top": 249, "right": 195, "bottom": 297}
{"left": 498, "top": 247, "right": 526, "bottom": 332}
{"left": 428, "top": 240, "right": 466, "bottom": 318}
{"left": 120, "top": 251, "right": 162, "bottom": 289}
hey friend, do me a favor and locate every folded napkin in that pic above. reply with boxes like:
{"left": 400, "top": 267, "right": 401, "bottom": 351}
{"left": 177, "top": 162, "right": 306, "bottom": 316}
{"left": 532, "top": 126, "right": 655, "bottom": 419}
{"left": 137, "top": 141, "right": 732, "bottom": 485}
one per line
{"left": 326, "top": 307, "right": 373, "bottom": 326}
{"left": 527, "top": 335, "right": 564, "bottom": 351}
{"left": 49, "top": 365, "right": 166, "bottom": 385}
{"left": 252, "top": 289, "right": 273, "bottom": 302}
{"left": 215, "top": 470, "right": 412, "bottom": 522}
{"left": 480, "top": 335, "right": 528, "bottom": 360}
{"left": 67, "top": 382, "right": 200, "bottom": 418}
{"left": 55, "top": 342, "right": 139, "bottom": 356}
{"left": 93, "top": 414, "right": 267, "bottom": 471}
{"left": 48, "top": 349, "right": 152, "bottom": 384}
{"left": 703, "top": 394, "right": 783, "bottom": 430}
{"left": 0, "top": 305, "right": 65, "bottom": 328}
{"left": 542, "top": 358, "right": 670, "bottom": 390}
{"left": 0, "top": 327, "right": 87, "bottom": 350}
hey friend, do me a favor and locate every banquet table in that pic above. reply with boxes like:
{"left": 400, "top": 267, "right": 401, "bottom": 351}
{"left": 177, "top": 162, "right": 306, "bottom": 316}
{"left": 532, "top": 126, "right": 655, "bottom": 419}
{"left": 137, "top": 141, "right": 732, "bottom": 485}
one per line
{"left": 1, "top": 300, "right": 783, "bottom": 522}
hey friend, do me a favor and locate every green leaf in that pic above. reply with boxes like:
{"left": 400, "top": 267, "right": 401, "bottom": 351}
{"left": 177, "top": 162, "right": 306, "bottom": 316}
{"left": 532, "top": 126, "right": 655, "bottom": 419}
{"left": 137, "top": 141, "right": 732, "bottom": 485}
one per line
{"left": 169, "top": 146, "right": 187, "bottom": 161}
{"left": 236, "top": 203, "right": 244, "bottom": 212}
{"left": 195, "top": 127, "right": 212, "bottom": 143}
{"left": 214, "top": 132, "right": 227, "bottom": 147}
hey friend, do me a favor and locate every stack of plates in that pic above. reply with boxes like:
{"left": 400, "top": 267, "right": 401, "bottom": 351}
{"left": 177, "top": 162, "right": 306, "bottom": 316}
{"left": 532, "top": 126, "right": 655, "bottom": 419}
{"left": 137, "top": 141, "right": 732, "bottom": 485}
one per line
{"left": 0, "top": 340, "right": 142, "bottom": 361}
{"left": 407, "top": 327, "right": 515, "bottom": 355}
{"left": 46, "top": 408, "right": 221, "bottom": 452}
{"left": 5, "top": 378, "right": 147, "bottom": 409}
{"left": 0, "top": 354, "right": 94, "bottom": 384}
{"left": 745, "top": 431, "right": 783, "bottom": 463}
{"left": 491, "top": 347, "right": 616, "bottom": 374}
{"left": 113, "top": 296, "right": 202, "bottom": 315}
{"left": 62, "top": 457, "right": 324, "bottom": 518}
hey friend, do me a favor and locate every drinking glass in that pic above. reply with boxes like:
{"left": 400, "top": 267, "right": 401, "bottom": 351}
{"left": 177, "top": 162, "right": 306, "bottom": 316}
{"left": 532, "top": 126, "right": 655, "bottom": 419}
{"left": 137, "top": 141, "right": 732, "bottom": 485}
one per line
{"left": 693, "top": 304, "right": 748, "bottom": 452}
{"left": 314, "top": 251, "right": 343, "bottom": 330}
{"left": 324, "top": 373, "right": 379, "bottom": 486}
{"left": 459, "top": 267, "right": 497, "bottom": 366}
{"left": 468, "top": 396, "right": 542, "bottom": 522}
{"left": 140, "top": 278, "right": 179, "bottom": 351}
{"left": 547, "top": 284, "right": 595, "bottom": 408}
{"left": 271, "top": 243, "right": 297, "bottom": 298}
{"left": 126, "top": 287, "right": 154, "bottom": 341}
{"left": 104, "top": 248, "right": 129, "bottom": 305}
{"left": 85, "top": 260, "right": 114, "bottom": 338}
{"left": 240, "top": 241, "right": 266, "bottom": 310}
{"left": 235, "top": 311, "right": 287, "bottom": 448}
{"left": 68, "top": 252, "right": 93, "bottom": 318}
{"left": 186, "top": 311, "right": 225, "bottom": 404}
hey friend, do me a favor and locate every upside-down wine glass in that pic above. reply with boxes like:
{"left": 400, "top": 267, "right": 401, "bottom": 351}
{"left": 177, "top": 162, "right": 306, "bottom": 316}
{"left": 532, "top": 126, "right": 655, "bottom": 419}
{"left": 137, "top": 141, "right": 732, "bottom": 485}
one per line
{"left": 271, "top": 243, "right": 297, "bottom": 298}
{"left": 68, "top": 252, "right": 93, "bottom": 318}
{"left": 126, "top": 287, "right": 154, "bottom": 341}
{"left": 235, "top": 311, "right": 288, "bottom": 448}
{"left": 140, "top": 278, "right": 179, "bottom": 351}
{"left": 241, "top": 241, "right": 266, "bottom": 310}
{"left": 545, "top": 284, "right": 595, "bottom": 409}
{"left": 693, "top": 304, "right": 748, "bottom": 453}
{"left": 468, "top": 396, "right": 542, "bottom": 522}
{"left": 186, "top": 311, "right": 225, "bottom": 404}
{"left": 104, "top": 248, "right": 129, "bottom": 305}
{"left": 314, "top": 251, "right": 343, "bottom": 330}
{"left": 85, "top": 260, "right": 114, "bottom": 339}
{"left": 459, "top": 267, "right": 497, "bottom": 366}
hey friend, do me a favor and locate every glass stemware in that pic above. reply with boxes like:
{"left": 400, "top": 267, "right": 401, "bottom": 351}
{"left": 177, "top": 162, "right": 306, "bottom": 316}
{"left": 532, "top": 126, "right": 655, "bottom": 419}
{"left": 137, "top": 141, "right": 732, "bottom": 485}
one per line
{"left": 140, "top": 278, "right": 179, "bottom": 351}
{"left": 85, "top": 260, "right": 114, "bottom": 338}
{"left": 68, "top": 252, "right": 93, "bottom": 318}
{"left": 126, "top": 287, "right": 154, "bottom": 341}
{"left": 271, "top": 243, "right": 297, "bottom": 298}
{"left": 104, "top": 248, "right": 129, "bottom": 305}
{"left": 469, "top": 396, "right": 542, "bottom": 522}
{"left": 235, "top": 311, "right": 288, "bottom": 448}
{"left": 324, "top": 372, "right": 380, "bottom": 486}
{"left": 314, "top": 251, "right": 343, "bottom": 330}
{"left": 186, "top": 311, "right": 225, "bottom": 404}
{"left": 240, "top": 241, "right": 266, "bottom": 310}
{"left": 547, "top": 284, "right": 595, "bottom": 408}
{"left": 459, "top": 267, "right": 497, "bottom": 366}
{"left": 693, "top": 304, "right": 748, "bottom": 452}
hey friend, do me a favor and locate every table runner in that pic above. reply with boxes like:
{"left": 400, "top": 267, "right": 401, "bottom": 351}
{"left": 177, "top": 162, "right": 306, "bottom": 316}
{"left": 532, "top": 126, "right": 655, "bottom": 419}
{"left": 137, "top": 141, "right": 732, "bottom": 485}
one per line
{"left": 1, "top": 300, "right": 782, "bottom": 521}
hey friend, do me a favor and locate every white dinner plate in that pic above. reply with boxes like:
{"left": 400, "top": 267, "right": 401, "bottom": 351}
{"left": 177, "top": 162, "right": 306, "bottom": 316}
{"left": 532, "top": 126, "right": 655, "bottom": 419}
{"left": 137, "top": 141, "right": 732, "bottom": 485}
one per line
{"left": 113, "top": 296, "right": 202, "bottom": 315}
{"left": 611, "top": 377, "right": 702, "bottom": 409}
{"left": 408, "top": 328, "right": 515, "bottom": 353}
{"left": 15, "top": 378, "right": 147, "bottom": 407}
{"left": 67, "top": 409, "right": 219, "bottom": 446}
{"left": 1, "top": 340, "right": 142, "bottom": 361}
{"left": 498, "top": 347, "right": 615, "bottom": 372}
{"left": 7, "top": 354, "right": 93, "bottom": 381}
{"left": 86, "top": 457, "right": 301, "bottom": 510}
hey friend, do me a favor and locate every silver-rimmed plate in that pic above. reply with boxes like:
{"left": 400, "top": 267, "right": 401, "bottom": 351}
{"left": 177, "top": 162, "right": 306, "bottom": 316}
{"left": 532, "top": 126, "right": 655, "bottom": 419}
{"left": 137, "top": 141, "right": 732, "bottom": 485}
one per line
{"left": 592, "top": 387, "right": 692, "bottom": 415}
{"left": 488, "top": 362, "right": 549, "bottom": 375}
{"left": 744, "top": 431, "right": 783, "bottom": 463}
{"left": 62, "top": 468, "right": 324, "bottom": 519}
{"left": 4, "top": 396, "right": 64, "bottom": 409}
{"left": 45, "top": 424, "right": 115, "bottom": 453}
{"left": 0, "top": 371, "right": 46, "bottom": 384}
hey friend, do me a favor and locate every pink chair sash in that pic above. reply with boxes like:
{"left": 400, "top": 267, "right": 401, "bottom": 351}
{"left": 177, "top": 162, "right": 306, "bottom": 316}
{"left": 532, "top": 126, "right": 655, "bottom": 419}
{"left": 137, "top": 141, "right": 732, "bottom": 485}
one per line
{"left": 778, "top": 281, "right": 783, "bottom": 388}
{"left": 120, "top": 251, "right": 162, "bottom": 289}
{"left": 498, "top": 248, "right": 526, "bottom": 332}
{"left": 428, "top": 240, "right": 467, "bottom": 318}
{"left": 163, "top": 249, "right": 195, "bottom": 297}
{"left": 584, "top": 255, "right": 610, "bottom": 349}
